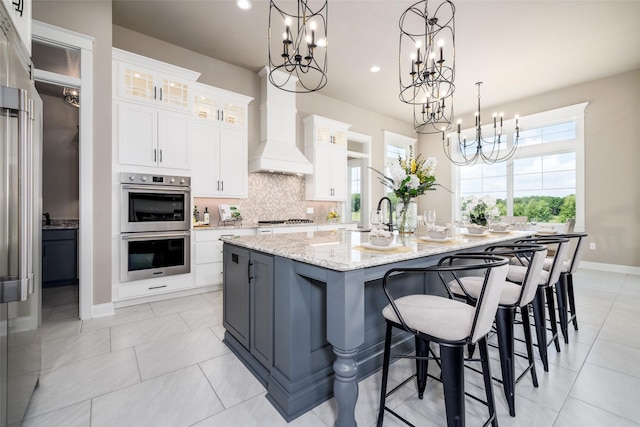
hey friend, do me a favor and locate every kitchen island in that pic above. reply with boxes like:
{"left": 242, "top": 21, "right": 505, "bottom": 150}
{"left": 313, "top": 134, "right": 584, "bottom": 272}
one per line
{"left": 221, "top": 229, "right": 533, "bottom": 427}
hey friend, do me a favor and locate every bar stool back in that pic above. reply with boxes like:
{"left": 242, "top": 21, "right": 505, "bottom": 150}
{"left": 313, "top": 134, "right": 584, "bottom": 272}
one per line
{"left": 377, "top": 254, "right": 509, "bottom": 427}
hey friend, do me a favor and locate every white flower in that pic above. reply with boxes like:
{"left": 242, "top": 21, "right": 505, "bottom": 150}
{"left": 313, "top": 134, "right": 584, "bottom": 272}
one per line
{"left": 387, "top": 162, "right": 407, "bottom": 190}
{"left": 424, "top": 157, "right": 437, "bottom": 175}
{"left": 407, "top": 174, "right": 420, "bottom": 190}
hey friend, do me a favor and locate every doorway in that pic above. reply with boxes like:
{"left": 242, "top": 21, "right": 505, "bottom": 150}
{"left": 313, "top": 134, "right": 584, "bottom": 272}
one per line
{"left": 346, "top": 131, "right": 371, "bottom": 229}
{"left": 32, "top": 22, "right": 94, "bottom": 319}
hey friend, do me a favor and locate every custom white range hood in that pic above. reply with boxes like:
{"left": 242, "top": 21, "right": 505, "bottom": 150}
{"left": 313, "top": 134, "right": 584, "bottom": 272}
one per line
{"left": 248, "top": 67, "right": 313, "bottom": 175}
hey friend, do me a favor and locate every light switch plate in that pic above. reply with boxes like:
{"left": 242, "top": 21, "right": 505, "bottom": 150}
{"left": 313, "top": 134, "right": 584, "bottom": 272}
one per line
{"left": 306, "top": 207, "right": 314, "bottom": 214}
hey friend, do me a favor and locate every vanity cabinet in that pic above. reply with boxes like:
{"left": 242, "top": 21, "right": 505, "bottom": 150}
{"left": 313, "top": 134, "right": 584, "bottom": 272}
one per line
{"left": 223, "top": 245, "right": 274, "bottom": 368}
{"left": 113, "top": 48, "right": 199, "bottom": 111}
{"left": 42, "top": 229, "right": 77, "bottom": 287}
{"left": 304, "top": 115, "right": 351, "bottom": 201}
{"left": 116, "top": 101, "right": 190, "bottom": 169}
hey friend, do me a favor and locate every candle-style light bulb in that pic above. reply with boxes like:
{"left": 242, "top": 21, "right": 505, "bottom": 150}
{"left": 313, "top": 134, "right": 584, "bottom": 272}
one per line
{"left": 457, "top": 119, "right": 461, "bottom": 133}
{"left": 309, "top": 21, "right": 316, "bottom": 45}
{"left": 415, "top": 40, "right": 422, "bottom": 64}
{"left": 438, "top": 39, "right": 445, "bottom": 62}
{"left": 493, "top": 112, "right": 497, "bottom": 128}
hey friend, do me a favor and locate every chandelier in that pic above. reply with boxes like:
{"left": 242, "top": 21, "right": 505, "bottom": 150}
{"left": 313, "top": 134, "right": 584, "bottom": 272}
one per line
{"left": 399, "top": 0, "right": 456, "bottom": 134}
{"left": 444, "top": 82, "right": 520, "bottom": 166}
{"left": 268, "top": 0, "right": 328, "bottom": 93}
{"left": 63, "top": 87, "right": 80, "bottom": 108}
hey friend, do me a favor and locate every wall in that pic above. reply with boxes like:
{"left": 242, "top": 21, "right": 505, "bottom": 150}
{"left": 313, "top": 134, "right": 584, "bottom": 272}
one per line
{"left": 41, "top": 93, "right": 79, "bottom": 219}
{"left": 420, "top": 68, "right": 640, "bottom": 268}
{"left": 33, "top": 0, "right": 113, "bottom": 304}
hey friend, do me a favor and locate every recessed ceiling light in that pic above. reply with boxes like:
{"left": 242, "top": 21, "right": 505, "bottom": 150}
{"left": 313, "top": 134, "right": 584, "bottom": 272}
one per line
{"left": 370, "top": 66, "right": 381, "bottom": 73}
{"left": 236, "top": 0, "right": 252, "bottom": 10}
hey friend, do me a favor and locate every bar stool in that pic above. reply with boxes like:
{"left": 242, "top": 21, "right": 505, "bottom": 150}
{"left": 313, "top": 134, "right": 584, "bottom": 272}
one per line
{"left": 377, "top": 254, "right": 509, "bottom": 427}
{"left": 511, "top": 237, "right": 569, "bottom": 372}
{"left": 535, "top": 233, "right": 588, "bottom": 342}
{"left": 449, "top": 244, "right": 548, "bottom": 417}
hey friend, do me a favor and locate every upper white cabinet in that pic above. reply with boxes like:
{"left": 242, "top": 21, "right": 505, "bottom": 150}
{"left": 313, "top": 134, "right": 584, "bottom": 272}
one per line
{"left": 190, "top": 84, "right": 252, "bottom": 198}
{"left": 304, "top": 115, "right": 351, "bottom": 201}
{"left": 193, "top": 83, "right": 250, "bottom": 130}
{"left": 2, "top": 0, "right": 31, "bottom": 55}
{"left": 117, "top": 102, "right": 191, "bottom": 170}
{"left": 113, "top": 48, "right": 200, "bottom": 111}
{"left": 191, "top": 122, "right": 247, "bottom": 198}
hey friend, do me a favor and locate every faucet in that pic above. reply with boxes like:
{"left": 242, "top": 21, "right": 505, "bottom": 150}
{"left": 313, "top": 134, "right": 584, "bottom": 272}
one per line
{"left": 376, "top": 197, "right": 394, "bottom": 232}
{"left": 43, "top": 212, "right": 51, "bottom": 226}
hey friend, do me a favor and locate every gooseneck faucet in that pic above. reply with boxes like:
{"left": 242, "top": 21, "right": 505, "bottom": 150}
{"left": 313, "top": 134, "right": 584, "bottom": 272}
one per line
{"left": 376, "top": 197, "right": 394, "bottom": 232}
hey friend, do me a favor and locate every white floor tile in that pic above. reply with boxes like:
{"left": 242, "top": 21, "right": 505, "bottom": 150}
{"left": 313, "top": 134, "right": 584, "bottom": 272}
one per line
{"left": 554, "top": 397, "right": 640, "bottom": 427}
{"left": 199, "top": 352, "right": 265, "bottom": 408}
{"left": 41, "top": 328, "right": 110, "bottom": 370}
{"left": 135, "top": 328, "right": 229, "bottom": 380}
{"left": 40, "top": 317, "right": 82, "bottom": 342}
{"left": 587, "top": 339, "right": 640, "bottom": 378}
{"left": 110, "top": 313, "right": 190, "bottom": 351}
{"left": 149, "top": 294, "right": 212, "bottom": 317}
{"left": 26, "top": 348, "right": 140, "bottom": 418}
{"left": 180, "top": 303, "right": 223, "bottom": 330}
{"left": 81, "top": 303, "right": 154, "bottom": 332}
{"left": 22, "top": 401, "right": 91, "bottom": 427}
{"left": 91, "top": 365, "right": 224, "bottom": 427}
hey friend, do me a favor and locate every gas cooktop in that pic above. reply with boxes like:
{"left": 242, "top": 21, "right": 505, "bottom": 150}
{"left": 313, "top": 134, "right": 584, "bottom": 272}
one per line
{"left": 257, "top": 219, "right": 314, "bottom": 225}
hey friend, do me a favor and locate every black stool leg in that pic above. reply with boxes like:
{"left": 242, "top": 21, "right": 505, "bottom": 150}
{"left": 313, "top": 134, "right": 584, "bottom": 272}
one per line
{"left": 479, "top": 337, "right": 499, "bottom": 427}
{"left": 567, "top": 273, "right": 579, "bottom": 330}
{"left": 520, "top": 305, "right": 539, "bottom": 388}
{"left": 556, "top": 272, "right": 570, "bottom": 343}
{"left": 496, "top": 307, "right": 516, "bottom": 416}
{"left": 545, "top": 285, "right": 561, "bottom": 352}
{"left": 440, "top": 344, "right": 465, "bottom": 427}
{"left": 531, "top": 287, "right": 550, "bottom": 371}
{"left": 415, "top": 336, "right": 429, "bottom": 399}
{"left": 377, "top": 323, "right": 393, "bottom": 427}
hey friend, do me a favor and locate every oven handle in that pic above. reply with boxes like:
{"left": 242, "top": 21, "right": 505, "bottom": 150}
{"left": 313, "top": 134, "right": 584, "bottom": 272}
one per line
{"left": 122, "top": 184, "right": 190, "bottom": 192}
{"left": 121, "top": 231, "right": 191, "bottom": 240}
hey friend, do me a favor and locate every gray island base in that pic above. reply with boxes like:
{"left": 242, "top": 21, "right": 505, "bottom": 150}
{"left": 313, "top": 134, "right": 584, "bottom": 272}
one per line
{"left": 221, "top": 229, "right": 532, "bottom": 426}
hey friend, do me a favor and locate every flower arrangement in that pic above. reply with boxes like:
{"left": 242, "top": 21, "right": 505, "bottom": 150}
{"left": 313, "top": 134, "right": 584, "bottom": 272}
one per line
{"left": 461, "top": 195, "right": 497, "bottom": 226}
{"left": 371, "top": 147, "right": 439, "bottom": 232}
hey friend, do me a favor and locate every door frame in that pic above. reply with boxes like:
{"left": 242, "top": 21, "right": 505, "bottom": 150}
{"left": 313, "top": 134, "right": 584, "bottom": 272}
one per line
{"left": 32, "top": 21, "right": 94, "bottom": 320}
{"left": 346, "top": 131, "right": 371, "bottom": 229}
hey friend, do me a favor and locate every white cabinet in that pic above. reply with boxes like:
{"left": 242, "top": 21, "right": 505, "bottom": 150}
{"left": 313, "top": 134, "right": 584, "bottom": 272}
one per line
{"left": 195, "top": 228, "right": 254, "bottom": 287}
{"left": 193, "top": 83, "right": 250, "bottom": 131}
{"left": 113, "top": 48, "right": 200, "bottom": 111}
{"left": 117, "top": 102, "right": 190, "bottom": 170}
{"left": 304, "top": 114, "right": 350, "bottom": 147}
{"left": 2, "top": 0, "right": 31, "bottom": 55}
{"left": 191, "top": 122, "right": 247, "bottom": 198}
{"left": 304, "top": 115, "right": 351, "bottom": 201}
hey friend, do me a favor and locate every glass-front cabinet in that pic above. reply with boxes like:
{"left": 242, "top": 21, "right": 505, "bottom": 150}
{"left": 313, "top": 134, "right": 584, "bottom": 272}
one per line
{"left": 192, "top": 83, "right": 249, "bottom": 130}
{"left": 113, "top": 48, "right": 200, "bottom": 111}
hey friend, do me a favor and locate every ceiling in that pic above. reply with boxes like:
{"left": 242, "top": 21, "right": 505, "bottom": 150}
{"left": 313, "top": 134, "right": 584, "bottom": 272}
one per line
{"left": 112, "top": 0, "right": 640, "bottom": 125}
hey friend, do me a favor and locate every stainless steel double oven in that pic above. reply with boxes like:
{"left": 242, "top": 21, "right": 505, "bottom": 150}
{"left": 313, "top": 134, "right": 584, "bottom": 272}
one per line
{"left": 120, "top": 172, "right": 191, "bottom": 282}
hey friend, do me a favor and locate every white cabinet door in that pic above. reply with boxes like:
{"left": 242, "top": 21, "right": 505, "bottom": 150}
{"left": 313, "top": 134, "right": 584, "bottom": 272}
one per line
{"left": 192, "top": 83, "right": 252, "bottom": 131}
{"left": 191, "top": 122, "right": 247, "bottom": 198}
{"left": 157, "top": 110, "right": 190, "bottom": 169}
{"left": 307, "top": 144, "right": 347, "bottom": 201}
{"left": 218, "top": 128, "right": 247, "bottom": 197}
{"left": 117, "top": 102, "right": 189, "bottom": 169}
{"left": 118, "top": 102, "right": 157, "bottom": 167}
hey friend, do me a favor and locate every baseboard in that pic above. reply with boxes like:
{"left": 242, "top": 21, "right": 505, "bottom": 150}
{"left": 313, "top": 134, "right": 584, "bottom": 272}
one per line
{"left": 580, "top": 262, "right": 640, "bottom": 276}
{"left": 112, "top": 284, "right": 222, "bottom": 309}
{"left": 92, "top": 302, "right": 115, "bottom": 318}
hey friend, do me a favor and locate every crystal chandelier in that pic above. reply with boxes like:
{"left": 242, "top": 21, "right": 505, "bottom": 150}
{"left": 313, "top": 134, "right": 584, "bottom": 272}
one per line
{"left": 268, "top": 0, "right": 328, "bottom": 93}
{"left": 399, "top": 0, "right": 456, "bottom": 134}
{"left": 444, "top": 82, "right": 520, "bottom": 166}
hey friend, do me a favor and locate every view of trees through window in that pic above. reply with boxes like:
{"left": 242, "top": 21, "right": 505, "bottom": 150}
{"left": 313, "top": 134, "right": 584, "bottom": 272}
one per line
{"left": 457, "top": 109, "right": 583, "bottom": 225}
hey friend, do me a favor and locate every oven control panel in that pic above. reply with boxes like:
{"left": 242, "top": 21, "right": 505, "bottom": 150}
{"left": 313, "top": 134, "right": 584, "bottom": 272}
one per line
{"left": 121, "top": 172, "right": 190, "bottom": 187}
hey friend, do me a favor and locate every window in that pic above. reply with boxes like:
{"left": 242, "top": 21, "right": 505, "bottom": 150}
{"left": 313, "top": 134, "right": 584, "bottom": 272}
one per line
{"left": 382, "top": 131, "right": 417, "bottom": 217}
{"left": 349, "top": 164, "right": 361, "bottom": 222}
{"left": 454, "top": 103, "right": 587, "bottom": 227}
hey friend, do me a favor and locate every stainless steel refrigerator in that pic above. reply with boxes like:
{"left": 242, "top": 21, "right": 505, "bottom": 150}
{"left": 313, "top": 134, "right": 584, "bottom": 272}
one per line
{"left": 1, "top": 5, "right": 43, "bottom": 427}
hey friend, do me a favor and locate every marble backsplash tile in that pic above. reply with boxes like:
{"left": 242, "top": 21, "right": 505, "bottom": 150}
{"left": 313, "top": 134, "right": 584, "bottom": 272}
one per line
{"left": 194, "top": 173, "right": 342, "bottom": 225}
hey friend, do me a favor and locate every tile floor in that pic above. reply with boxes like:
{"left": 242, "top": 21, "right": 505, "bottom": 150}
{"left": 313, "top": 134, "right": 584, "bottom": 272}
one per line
{"left": 23, "top": 268, "right": 640, "bottom": 427}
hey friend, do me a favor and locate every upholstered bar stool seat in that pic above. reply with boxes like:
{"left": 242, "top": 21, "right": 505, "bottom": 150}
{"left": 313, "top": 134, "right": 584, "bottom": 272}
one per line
{"left": 449, "top": 244, "right": 547, "bottom": 416}
{"left": 377, "top": 254, "right": 510, "bottom": 427}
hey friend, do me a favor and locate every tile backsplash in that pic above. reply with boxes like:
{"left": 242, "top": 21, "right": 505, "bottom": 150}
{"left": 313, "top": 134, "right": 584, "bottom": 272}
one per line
{"left": 194, "top": 173, "right": 342, "bottom": 225}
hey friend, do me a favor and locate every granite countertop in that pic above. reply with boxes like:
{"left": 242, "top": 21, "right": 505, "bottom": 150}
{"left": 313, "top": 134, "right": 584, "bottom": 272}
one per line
{"left": 220, "top": 229, "right": 535, "bottom": 272}
{"left": 42, "top": 219, "right": 79, "bottom": 230}
{"left": 193, "top": 221, "right": 358, "bottom": 231}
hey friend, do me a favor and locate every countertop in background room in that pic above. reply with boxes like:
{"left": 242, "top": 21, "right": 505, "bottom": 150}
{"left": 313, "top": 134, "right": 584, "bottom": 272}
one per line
{"left": 42, "top": 219, "right": 79, "bottom": 230}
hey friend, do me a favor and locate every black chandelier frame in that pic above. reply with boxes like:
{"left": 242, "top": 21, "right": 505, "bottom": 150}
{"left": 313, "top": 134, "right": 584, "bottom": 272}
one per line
{"left": 268, "top": 0, "right": 328, "bottom": 93}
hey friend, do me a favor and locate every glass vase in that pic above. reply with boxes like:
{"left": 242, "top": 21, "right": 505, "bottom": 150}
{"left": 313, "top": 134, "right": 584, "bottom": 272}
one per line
{"left": 396, "top": 199, "right": 418, "bottom": 233}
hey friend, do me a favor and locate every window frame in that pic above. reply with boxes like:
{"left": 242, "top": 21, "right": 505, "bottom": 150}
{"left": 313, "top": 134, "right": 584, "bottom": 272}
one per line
{"left": 452, "top": 102, "right": 588, "bottom": 230}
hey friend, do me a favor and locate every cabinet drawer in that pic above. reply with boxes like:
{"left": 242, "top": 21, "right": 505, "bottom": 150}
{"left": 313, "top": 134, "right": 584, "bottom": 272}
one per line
{"left": 196, "top": 262, "right": 223, "bottom": 287}
{"left": 195, "top": 241, "right": 223, "bottom": 264}
{"left": 117, "top": 279, "right": 192, "bottom": 300}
